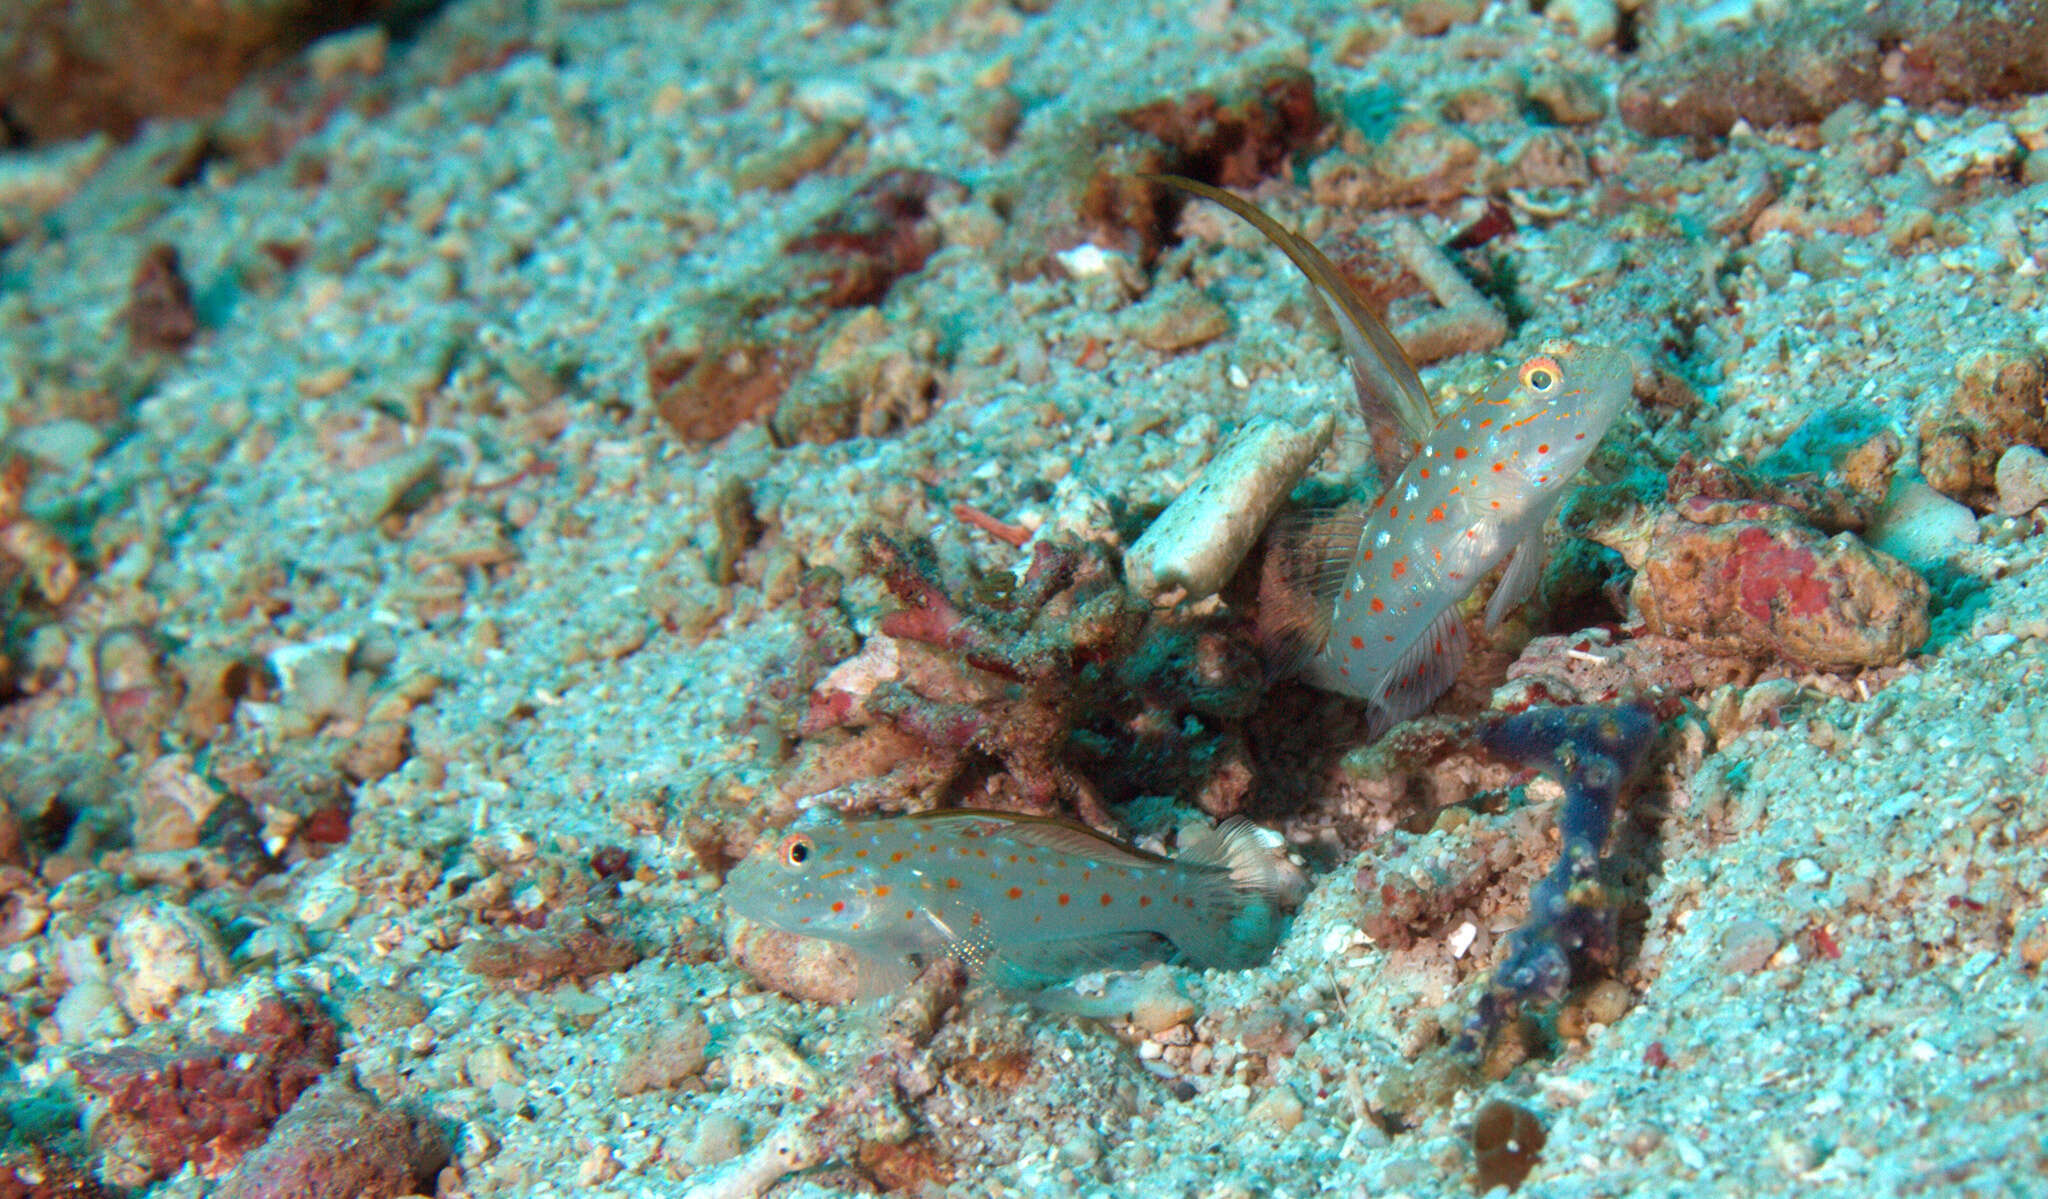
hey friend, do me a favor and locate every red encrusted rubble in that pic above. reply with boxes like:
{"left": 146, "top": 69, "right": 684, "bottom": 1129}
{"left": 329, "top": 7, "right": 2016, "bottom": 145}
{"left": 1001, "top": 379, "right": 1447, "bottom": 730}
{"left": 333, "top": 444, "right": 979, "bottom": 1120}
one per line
{"left": 1617, "top": 0, "right": 2048, "bottom": 139}
{"left": 69, "top": 991, "right": 340, "bottom": 1186}
{"left": 213, "top": 1075, "right": 448, "bottom": 1199}
{"left": 1630, "top": 497, "right": 1929, "bottom": 668}
{"left": 784, "top": 169, "right": 960, "bottom": 310}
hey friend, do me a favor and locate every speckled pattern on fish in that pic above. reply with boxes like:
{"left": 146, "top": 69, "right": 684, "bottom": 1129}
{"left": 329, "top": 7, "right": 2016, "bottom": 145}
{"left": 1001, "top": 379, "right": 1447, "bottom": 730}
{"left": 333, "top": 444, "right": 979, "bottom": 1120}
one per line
{"left": 1154, "top": 175, "right": 1635, "bottom": 732}
{"left": 1304, "top": 343, "right": 1635, "bottom": 721}
{"left": 722, "top": 810, "right": 1285, "bottom": 991}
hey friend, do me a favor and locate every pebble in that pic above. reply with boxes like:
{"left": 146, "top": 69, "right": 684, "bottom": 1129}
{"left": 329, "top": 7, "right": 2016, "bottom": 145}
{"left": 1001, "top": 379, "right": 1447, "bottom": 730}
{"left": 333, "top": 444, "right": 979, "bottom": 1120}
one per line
{"left": 1868, "top": 480, "right": 1980, "bottom": 566}
{"left": 467, "top": 1040, "right": 525, "bottom": 1089}
{"left": 1913, "top": 123, "right": 2024, "bottom": 187}
{"left": 53, "top": 979, "right": 130, "bottom": 1044}
{"left": 109, "top": 900, "right": 231, "bottom": 1022}
{"left": 1126, "top": 975, "right": 1197, "bottom": 1035}
{"left": 1714, "top": 917, "right": 1782, "bottom": 974}
{"left": 268, "top": 634, "right": 359, "bottom": 724}
{"left": 688, "top": 1113, "right": 748, "bottom": 1167}
{"left": 1248, "top": 1085, "right": 1305, "bottom": 1133}
{"left": 1993, "top": 444, "right": 2048, "bottom": 515}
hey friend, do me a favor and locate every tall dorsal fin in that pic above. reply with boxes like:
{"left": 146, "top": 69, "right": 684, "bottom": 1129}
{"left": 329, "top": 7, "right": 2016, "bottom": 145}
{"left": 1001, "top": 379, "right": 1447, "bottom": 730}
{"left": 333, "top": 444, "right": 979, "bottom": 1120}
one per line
{"left": 1144, "top": 174, "right": 1438, "bottom": 486}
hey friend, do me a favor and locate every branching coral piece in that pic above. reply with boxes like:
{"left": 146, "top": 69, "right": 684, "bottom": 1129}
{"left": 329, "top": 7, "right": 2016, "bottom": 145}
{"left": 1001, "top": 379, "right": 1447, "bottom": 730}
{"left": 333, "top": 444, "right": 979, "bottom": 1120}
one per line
{"left": 1460, "top": 704, "right": 1658, "bottom": 1054}
{"left": 786, "top": 528, "right": 1268, "bottom": 826}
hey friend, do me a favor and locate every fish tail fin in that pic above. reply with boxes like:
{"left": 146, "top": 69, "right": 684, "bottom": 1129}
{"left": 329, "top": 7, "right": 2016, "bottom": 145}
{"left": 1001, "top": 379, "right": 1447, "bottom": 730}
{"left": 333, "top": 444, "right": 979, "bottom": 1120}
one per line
{"left": 1164, "top": 819, "right": 1291, "bottom": 971}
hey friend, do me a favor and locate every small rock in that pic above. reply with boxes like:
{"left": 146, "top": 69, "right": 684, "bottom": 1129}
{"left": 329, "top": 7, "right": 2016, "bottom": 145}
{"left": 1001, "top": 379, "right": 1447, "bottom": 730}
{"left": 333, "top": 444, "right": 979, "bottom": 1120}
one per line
{"left": 54, "top": 979, "right": 131, "bottom": 1044}
{"left": 1913, "top": 123, "right": 2023, "bottom": 187}
{"left": 1629, "top": 501, "right": 1929, "bottom": 668}
{"left": 1401, "top": 0, "right": 1480, "bottom": 35}
{"left": 347, "top": 446, "right": 444, "bottom": 525}
{"left": 214, "top": 1076, "right": 447, "bottom": 1199}
{"left": 465, "top": 1040, "right": 524, "bottom": 1089}
{"left": 688, "top": 1113, "right": 748, "bottom": 1167}
{"left": 1248, "top": 1085, "right": 1305, "bottom": 1133}
{"left": 1545, "top": 0, "right": 1619, "bottom": 47}
{"left": 1126, "top": 973, "right": 1196, "bottom": 1035}
{"left": 131, "top": 755, "right": 223, "bottom": 853}
{"left": 614, "top": 1013, "right": 712, "bottom": 1097}
{"left": 1123, "top": 289, "right": 1232, "bottom": 354}
{"left": 2014, "top": 912, "right": 2048, "bottom": 970}
{"left": 109, "top": 900, "right": 231, "bottom": 1022}
{"left": 1992, "top": 444, "right": 2048, "bottom": 515}
{"left": 267, "top": 635, "right": 357, "bottom": 725}
{"left": 305, "top": 25, "right": 388, "bottom": 84}
{"left": 1867, "top": 480, "right": 1980, "bottom": 567}
{"left": 1525, "top": 68, "right": 1606, "bottom": 126}
{"left": 1715, "top": 917, "right": 1781, "bottom": 974}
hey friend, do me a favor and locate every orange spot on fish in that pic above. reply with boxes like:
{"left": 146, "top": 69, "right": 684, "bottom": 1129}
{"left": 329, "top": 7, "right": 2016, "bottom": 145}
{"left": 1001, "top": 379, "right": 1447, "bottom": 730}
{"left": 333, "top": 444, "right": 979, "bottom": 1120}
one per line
{"left": 1370, "top": 597, "right": 1386, "bottom": 613}
{"left": 1388, "top": 505, "right": 1399, "bottom": 518}
{"left": 1538, "top": 444, "right": 1550, "bottom": 454}
{"left": 1478, "top": 418, "right": 1493, "bottom": 427}
{"left": 1391, "top": 558, "right": 1408, "bottom": 579}
{"left": 831, "top": 901, "right": 845, "bottom": 913}
{"left": 1139, "top": 895, "right": 1152, "bottom": 908}
{"left": 971, "top": 912, "right": 983, "bottom": 926}
{"left": 854, "top": 849, "right": 868, "bottom": 858}
{"left": 1350, "top": 634, "right": 1366, "bottom": 649}
{"left": 1006, "top": 886, "right": 1023, "bottom": 899}
{"left": 1427, "top": 506, "right": 1445, "bottom": 522}
{"left": 904, "top": 909, "right": 916, "bottom": 920}
{"left": 945, "top": 877, "right": 962, "bottom": 890}
{"left": 1491, "top": 461, "right": 1505, "bottom": 472}
{"left": 874, "top": 884, "right": 892, "bottom": 897}
{"left": 1100, "top": 893, "right": 1114, "bottom": 906}
{"left": 1057, "top": 893, "right": 1071, "bottom": 906}
{"left": 1454, "top": 446, "right": 1469, "bottom": 459}
{"left": 890, "top": 851, "right": 906, "bottom": 863}
{"left": 1418, "top": 468, "right": 1430, "bottom": 479}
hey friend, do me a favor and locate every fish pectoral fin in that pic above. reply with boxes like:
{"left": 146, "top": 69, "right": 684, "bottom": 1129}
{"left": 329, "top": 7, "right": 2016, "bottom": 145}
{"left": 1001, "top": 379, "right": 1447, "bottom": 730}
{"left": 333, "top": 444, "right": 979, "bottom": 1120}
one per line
{"left": 1371, "top": 605, "right": 1469, "bottom": 731}
{"left": 849, "top": 949, "right": 921, "bottom": 1000}
{"left": 1257, "top": 504, "right": 1366, "bottom": 682}
{"left": 1484, "top": 533, "right": 1548, "bottom": 631}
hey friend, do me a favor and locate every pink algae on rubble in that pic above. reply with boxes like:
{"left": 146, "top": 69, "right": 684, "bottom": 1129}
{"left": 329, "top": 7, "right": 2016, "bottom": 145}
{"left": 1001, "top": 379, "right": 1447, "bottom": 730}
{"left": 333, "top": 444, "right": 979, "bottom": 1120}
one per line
{"left": 1629, "top": 498, "right": 1928, "bottom": 669}
{"left": 69, "top": 991, "right": 340, "bottom": 1186}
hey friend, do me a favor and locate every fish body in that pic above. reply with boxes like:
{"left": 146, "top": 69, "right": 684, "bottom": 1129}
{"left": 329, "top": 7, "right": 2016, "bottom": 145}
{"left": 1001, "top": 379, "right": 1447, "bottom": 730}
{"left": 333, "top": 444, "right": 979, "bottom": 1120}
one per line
{"left": 723, "top": 810, "right": 1283, "bottom": 992}
{"left": 1303, "top": 345, "right": 1634, "bottom": 721}
{"left": 1147, "top": 174, "right": 1634, "bottom": 730}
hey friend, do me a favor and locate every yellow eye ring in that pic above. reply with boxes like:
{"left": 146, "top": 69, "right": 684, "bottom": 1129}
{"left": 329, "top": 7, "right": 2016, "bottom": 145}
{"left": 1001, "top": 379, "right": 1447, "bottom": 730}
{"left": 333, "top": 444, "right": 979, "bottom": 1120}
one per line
{"left": 1520, "top": 356, "right": 1562, "bottom": 393}
{"left": 778, "top": 833, "right": 815, "bottom": 868}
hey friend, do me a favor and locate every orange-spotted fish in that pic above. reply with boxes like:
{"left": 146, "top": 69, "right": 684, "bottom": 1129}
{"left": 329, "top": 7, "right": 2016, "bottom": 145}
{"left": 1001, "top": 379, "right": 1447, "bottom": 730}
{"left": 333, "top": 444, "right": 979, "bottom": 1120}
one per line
{"left": 722, "top": 810, "right": 1286, "bottom": 993}
{"left": 1150, "top": 176, "right": 1634, "bottom": 732}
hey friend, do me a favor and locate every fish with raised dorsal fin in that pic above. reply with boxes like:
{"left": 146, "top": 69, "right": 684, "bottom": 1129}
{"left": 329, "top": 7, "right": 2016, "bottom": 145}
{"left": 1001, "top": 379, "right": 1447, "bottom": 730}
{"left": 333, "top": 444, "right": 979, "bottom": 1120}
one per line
{"left": 722, "top": 809, "right": 1287, "bottom": 994}
{"left": 1147, "top": 175, "right": 1635, "bottom": 733}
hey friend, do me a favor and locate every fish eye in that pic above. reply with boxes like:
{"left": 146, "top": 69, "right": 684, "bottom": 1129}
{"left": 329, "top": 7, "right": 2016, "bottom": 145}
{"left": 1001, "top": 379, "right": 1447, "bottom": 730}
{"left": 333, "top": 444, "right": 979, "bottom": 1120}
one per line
{"left": 1520, "top": 357, "right": 1561, "bottom": 393}
{"left": 778, "top": 834, "right": 815, "bottom": 868}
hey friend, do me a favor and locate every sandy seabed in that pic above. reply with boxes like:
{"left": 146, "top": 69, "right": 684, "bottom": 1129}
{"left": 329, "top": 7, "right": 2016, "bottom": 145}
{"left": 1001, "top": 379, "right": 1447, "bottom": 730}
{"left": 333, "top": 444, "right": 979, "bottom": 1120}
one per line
{"left": 3, "top": 1, "right": 2047, "bottom": 1196}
